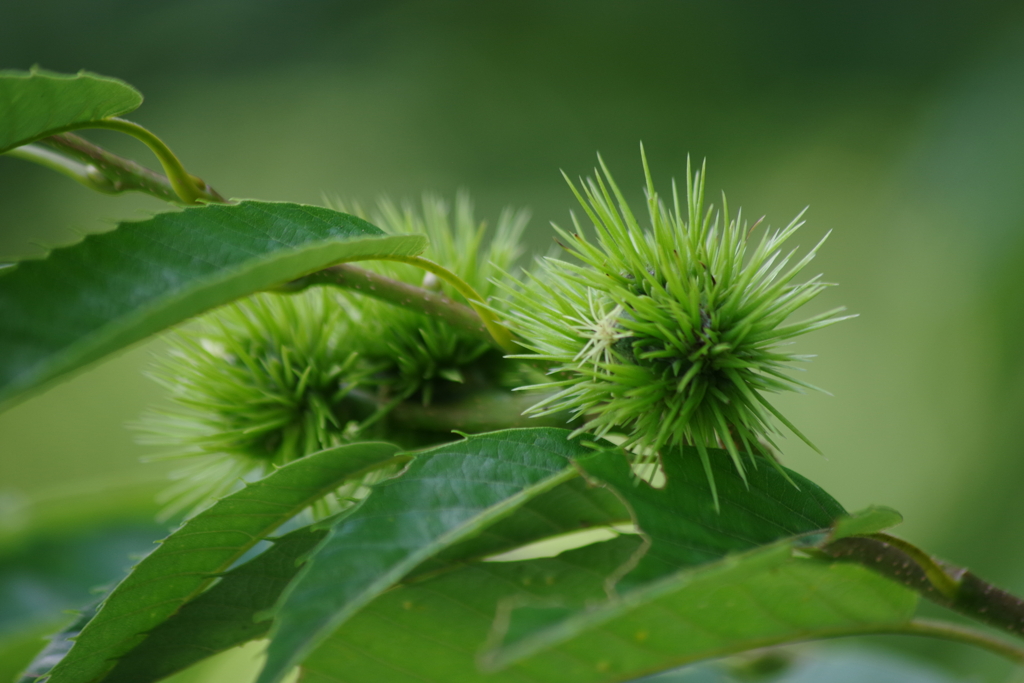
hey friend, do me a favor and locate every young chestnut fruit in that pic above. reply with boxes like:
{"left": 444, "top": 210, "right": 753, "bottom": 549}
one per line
{"left": 503, "top": 150, "right": 851, "bottom": 503}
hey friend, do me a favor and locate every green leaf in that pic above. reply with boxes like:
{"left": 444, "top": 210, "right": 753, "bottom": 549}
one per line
{"left": 487, "top": 542, "right": 918, "bottom": 676}
{"left": 577, "top": 446, "right": 846, "bottom": 587}
{"left": 258, "top": 428, "right": 600, "bottom": 683}
{"left": 471, "top": 446, "right": 861, "bottom": 669}
{"left": 0, "top": 69, "right": 142, "bottom": 154}
{"left": 416, "top": 475, "right": 629, "bottom": 575}
{"left": 0, "top": 201, "right": 426, "bottom": 411}
{"left": 830, "top": 505, "right": 904, "bottom": 541}
{"left": 101, "top": 526, "right": 328, "bottom": 683}
{"left": 45, "top": 442, "right": 404, "bottom": 683}
{"left": 297, "top": 536, "right": 916, "bottom": 683}
{"left": 93, "top": 478, "right": 627, "bottom": 683}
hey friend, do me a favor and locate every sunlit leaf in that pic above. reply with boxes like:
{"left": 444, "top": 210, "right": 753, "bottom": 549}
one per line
{"left": 294, "top": 445, "right": 916, "bottom": 682}
{"left": 44, "top": 442, "right": 403, "bottom": 683}
{"left": 299, "top": 537, "right": 916, "bottom": 683}
{"left": 258, "top": 428, "right": 602, "bottom": 683}
{"left": 100, "top": 526, "right": 328, "bottom": 683}
{"left": 92, "top": 473, "right": 629, "bottom": 682}
{"left": 475, "top": 446, "right": 913, "bottom": 673}
{"left": 487, "top": 541, "right": 916, "bottom": 674}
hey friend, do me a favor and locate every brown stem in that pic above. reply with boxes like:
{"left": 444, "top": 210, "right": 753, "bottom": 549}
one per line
{"left": 822, "top": 534, "right": 1024, "bottom": 639}
{"left": 301, "top": 263, "right": 493, "bottom": 344}
{"left": 40, "top": 133, "right": 225, "bottom": 204}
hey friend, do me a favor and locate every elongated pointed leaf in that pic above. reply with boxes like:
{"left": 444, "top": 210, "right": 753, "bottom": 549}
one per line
{"left": 416, "top": 475, "right": 629, "bottom": 575}
{"left": 481, "top": 449, "right": 911, "bottom": 674}
{"left": 577, "top": 446, "right": 845, "bottom": 588}
{"left": 258, "top": 428, "right": 601, "bottom": 683}
{"left": 486, "top": 540, "right": 918, "bottom": 675}
{"left": 45, "top": 442, "right": 404, "bottom": 683}
{"left": 93, "top": 477, "right": 627, "bottom": 683}
{"left": 481, "top": 445, "right": 854, "bottom": 659}
{"left": 100, "top": 526, "right": 328, "bottom": 683}
{"left": 299, "top": 537, "right": 916, "bottom": 683}
{"left": 0, "top": 69, "right": 142, "bottom": 154}
{"left": 0, "top": 201, "right": 426, "bottom": 411}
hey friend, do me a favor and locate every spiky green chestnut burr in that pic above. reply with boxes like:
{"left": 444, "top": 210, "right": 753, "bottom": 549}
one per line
{"left": 333, "top": 192, "right": 529, "bottom": 404}
{"left": 141, "top": 193, "right": 529, "bottom": 517}
{"left": 139, "top": 289, "right": 382, "bottom": 518}
{"left": 503, "top": 150, "right": 852, "bottom": 499}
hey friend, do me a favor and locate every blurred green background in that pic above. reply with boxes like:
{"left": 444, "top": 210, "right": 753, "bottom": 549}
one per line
{"left": 3, "top": 2, "right": 1024, "bottom": 681}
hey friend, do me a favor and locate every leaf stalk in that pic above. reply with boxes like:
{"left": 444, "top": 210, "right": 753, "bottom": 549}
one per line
{"left": 65, "top": 117, "right": 223, "bottom": 204}
{"left": 3, "top": 143, "right": 122, "bottom": 195}
{"left": 42, "top": 132, "right": 182, "bottom": 201}
{"left": 301, "top": 263, "right": 492, "bottom": 344}
{"left": 302, "top": 257, "right": 519, "bottom": 353}
{"left": 382, "top": 255, "right": 519, "bottom": 353}
{"left": 824, "top": 534, "right": 1024, "bottom": 642}
{"left": 3, "top": 126, "right": 224, "bottom": 205}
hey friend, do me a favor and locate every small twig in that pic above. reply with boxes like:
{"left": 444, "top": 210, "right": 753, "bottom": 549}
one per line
{"left": 301, "top": 264, "right": 493, "bottom": 345}
{"left": 383, "top": 255, "right": 519, "bottom": 353}
{"left": 62, "top": 118, "right": 223, "bottom": 204}
{"left": 3, "top": 143, "right": 124, "bottom": 195}
{"left": 823, "top": 534, "right": 1024, "bottom": 640}
{"left": 41, "top": 133, "right": 181, "bottom": 201}
{"left": 5, "top": 131, "right": 225, "bottom": 206}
